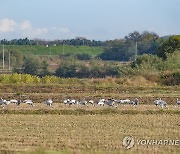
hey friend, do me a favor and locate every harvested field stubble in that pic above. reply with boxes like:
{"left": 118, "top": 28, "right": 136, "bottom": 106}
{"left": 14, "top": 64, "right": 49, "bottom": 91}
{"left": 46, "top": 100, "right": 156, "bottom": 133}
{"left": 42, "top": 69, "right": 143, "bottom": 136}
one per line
{"left": 0, "top": 114, "right": 179, "bottom": 154}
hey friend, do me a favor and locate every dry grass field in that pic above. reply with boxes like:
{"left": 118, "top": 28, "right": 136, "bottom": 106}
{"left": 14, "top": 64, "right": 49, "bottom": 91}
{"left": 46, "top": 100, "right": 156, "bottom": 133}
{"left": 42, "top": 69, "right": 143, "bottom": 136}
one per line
{"left": 0, "top": 113, "right": 179, "bottom": 154}
{"left": 0, "top": 84, "right": 179, "bottom": 154}
{"left": 0, "top": 104, "right": 179, "bottom": 154}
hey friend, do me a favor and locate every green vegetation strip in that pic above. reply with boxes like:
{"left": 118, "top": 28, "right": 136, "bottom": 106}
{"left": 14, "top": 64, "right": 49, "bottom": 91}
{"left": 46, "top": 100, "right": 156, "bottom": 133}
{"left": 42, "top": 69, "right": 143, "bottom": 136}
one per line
{"left": 5, "top": 45, "right": 104, "bottom": 56}
{"left": 0, "top": 109, "right": 179, "bottom": 115}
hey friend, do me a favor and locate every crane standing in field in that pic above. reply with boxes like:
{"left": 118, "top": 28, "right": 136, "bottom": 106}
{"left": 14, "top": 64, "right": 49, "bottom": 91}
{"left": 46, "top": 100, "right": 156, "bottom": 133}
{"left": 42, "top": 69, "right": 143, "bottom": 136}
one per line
{"left": 116, "top": 99, "right": 131, "bottom": 105}
{"left": 0, "top": 98, "right": 11, "bottom": 108}
{"left": 129, "top": 98, "right": 139, "bottom": 105}
{"left": 17, "top": 94, "right": 35, "bottom": 107}
{"left": 43, "top": 99, "right": 53, "bottom": 107}
{"left": 80, "top": 100, "right": 88, "bottom": 106}
{"left": 23, "top": 100, "right": 35, "bottom": 107}
{"left": 154, "top": 98, "right": 168, "bottom": 109}
{"left": 97, "top": 99, "right": 105, "bottom": 106}
{"left": 176, "top": 98, "right": 180, "bottom": 105}
{"left": 88, "top": 100, "right": 95, "bottom": 106}
{"left": 105, "top": 99, "right": 117, "bottom": 107}
{"left": 10, "top": 99, "right": 20, "bottom": 106}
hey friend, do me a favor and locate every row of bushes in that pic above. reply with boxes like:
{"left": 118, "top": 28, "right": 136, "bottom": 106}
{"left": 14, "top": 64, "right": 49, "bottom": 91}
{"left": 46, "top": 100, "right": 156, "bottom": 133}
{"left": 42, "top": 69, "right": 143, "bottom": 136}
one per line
{"left": 55, "top": 60, "right": 122, "bottom": 78}
{"left": 0, "top": 49, "right": 179, "bottom": 85}
{"left": 0, "top": 74, "right": 58, "bottom": 84}
{"left": 131, "top": 50, "right": 180, "bottom": 71}
{"left": 60, "top": 53, "right": 92, "bottom": 60}
{"left": 0, "top": 71, "right": 179, "bottom": 86}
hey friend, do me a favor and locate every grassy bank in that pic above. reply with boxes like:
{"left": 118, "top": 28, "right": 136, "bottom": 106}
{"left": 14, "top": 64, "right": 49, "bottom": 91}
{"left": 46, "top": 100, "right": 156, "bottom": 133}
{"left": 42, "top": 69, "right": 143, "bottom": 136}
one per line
{"left": 4, "top": 45, "right": 104, "bottom": 56}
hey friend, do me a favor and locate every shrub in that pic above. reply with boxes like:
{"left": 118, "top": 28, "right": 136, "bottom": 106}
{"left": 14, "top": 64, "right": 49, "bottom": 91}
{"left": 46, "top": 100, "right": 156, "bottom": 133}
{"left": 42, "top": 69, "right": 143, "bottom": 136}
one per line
{"left": 55, "top": 60, "right": 122, "bottom": 78}
{"left": 76, "top": 53, "right": 92, "bottom": 60}
{"left": 55, "top": 59, "right": 78, "bottom": 78}
{"left": 163, "top": 50, "right": 180, "bottom": 71}
{"left": 156, "top": 35, "right": 180, "bottom": 59}
{"left": 41, "top": 76, "right": 59, "bottom": 84}
{"left": 0, "top": 74, "right": 10, "bottom": 84}
{"left": 22, "top": 74, "right": 38, "bottom": 84}
{"left": 23, "top": 56, "right": 40, "bottom": 75}
{"left": 161, "top": 71, "right": 180, "bottom": 86}
{"left": 131, "top": 54, "right": 163, "bottom": 71}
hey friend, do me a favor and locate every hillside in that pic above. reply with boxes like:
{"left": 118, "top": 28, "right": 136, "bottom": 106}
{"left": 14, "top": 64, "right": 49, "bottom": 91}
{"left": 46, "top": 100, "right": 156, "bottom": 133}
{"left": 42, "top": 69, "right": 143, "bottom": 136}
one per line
{"left": 4, "top": 45, "right": 104, "bottom": 56}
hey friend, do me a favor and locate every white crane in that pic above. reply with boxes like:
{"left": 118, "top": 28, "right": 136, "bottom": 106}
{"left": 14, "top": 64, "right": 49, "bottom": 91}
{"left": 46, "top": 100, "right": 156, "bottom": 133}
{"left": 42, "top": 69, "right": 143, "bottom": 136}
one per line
{"left": 129, "top": 98, "right": 139, "bottom": 105}
{"left": 0, "top": 98, "right": 11, "bottom": 108}
{"left": 88, "top": 100, "right": 94, "bottom": 106}
{"left": 80, "top": 100, "right": 87, "bottom": 106}
{"left": 23, "top": 100, "right": 35, "bottom": 107}
{"left": 97, "top": 99, "right": 105, "bottom": 106}
{"left": 64, "top": 99, "right": 70, "bottom": 105}
{"left": 43, "top": 99, "right": 53, "bottom": 107}
{"left": 0, "top": 98, "right": 5, "bottom": 105}
{"left": 10, "top": 99, "right": 20, "bottom": 105}
{"left": 105, "top": 99, "right": 117, "bottom": 108}
{"left": 71, "top": 99, "right": 78, "bottom": 105}
{"left": 115, "top": 99, "right": 131, "bottom": 105}
{"left": 177, "top": 99, "right": 180, "bottom": 105}
{"left": 64, "top": 99, "right": 79, "bottom": 105}
{"left": 154, "top": 99, "right": 168, "bottom": 109}
{"left": 64, "top": 99, "right": 74, "bottom": 105}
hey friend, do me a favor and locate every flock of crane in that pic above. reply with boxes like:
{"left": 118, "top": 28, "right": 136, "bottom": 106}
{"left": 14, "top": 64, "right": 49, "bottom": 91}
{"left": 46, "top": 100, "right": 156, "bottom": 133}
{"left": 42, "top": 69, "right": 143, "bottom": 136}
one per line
{"left": 0, "top": 98, "right": 53, "bottom": 108}
{"left": 0, "top": 97, "right": 180, "bottom": 109}
{"left": 63, "top": 98, "right": 139, "bottom": 107}
{"left": 63, "top": 98, "right": 180, "bottom": 108}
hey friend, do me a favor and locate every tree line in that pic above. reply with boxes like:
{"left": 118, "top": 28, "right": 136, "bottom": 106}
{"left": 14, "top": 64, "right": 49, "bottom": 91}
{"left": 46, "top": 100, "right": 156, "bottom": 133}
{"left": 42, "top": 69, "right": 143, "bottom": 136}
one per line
{"left": 99, "top": 31, "right": 161, "bottom": 61}
{"left": 0, "top": 31, "right": 179, "bottom": 81}
{"left": 1, "top": 31, "right": 178, "bottom": 62}
{"left": 0, "top": 38, "right": 103, "bottom": 47}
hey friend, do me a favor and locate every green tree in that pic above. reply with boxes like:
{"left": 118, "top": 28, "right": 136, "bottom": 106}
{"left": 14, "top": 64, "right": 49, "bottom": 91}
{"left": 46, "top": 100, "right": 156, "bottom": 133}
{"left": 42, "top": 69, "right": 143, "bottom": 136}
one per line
{"left": 100, "top": 31, "right": 159, "bottom": 61}
{"left": 40, "top": 61, "right": 49, "bottom": 76}
{"left": 99, "top": 42, "right": 132, "bottom": 61}
{"left": 125, "top": 31, "right": 141, "bottom": 42}
{"left": 55, "top": 59, "right": 77, "bottom": 78}
{"left": 156, "top": 35, "right": 180, "bottom": 59}
{"left": 23, "top": 56, "right": 40, "bottom": 75}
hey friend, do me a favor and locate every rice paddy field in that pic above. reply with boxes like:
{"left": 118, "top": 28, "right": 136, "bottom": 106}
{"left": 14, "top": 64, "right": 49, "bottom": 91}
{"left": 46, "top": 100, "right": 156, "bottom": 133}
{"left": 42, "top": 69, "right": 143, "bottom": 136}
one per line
{"left": 0, "top": 84, "right": 180, "bottom": 154}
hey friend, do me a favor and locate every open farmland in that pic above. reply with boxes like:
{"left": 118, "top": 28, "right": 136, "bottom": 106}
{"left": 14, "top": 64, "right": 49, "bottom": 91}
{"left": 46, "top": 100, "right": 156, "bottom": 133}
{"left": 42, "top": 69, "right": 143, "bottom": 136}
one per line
{"left": 0, "top": 83, "right": 180, "bottom": 104}
{"left": 0, "top": 83, "right": 179, "bottom": 154}
{"left": 0, "top": 113, "right": 179, "bottom": 154}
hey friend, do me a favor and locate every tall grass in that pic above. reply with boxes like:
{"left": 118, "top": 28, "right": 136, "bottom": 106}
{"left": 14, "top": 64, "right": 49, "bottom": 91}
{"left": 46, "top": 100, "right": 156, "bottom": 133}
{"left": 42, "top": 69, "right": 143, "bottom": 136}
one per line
{"left": 0, "top": 73, "right": 157, "bottom": 86}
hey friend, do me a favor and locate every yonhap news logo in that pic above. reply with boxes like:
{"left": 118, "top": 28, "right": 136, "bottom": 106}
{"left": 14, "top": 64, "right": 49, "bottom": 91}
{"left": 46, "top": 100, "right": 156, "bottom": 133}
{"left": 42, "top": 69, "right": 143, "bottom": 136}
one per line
{"left": 123, "top": 136, "right": 179, "bottom": 149}
{"left": 122, "top": 136, "right": 135, "bottom": 149}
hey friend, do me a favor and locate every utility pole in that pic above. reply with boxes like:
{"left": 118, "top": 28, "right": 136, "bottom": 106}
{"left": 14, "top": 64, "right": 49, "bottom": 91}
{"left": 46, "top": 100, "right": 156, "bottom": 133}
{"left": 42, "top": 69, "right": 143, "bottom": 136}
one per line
{"left": 135, "top": 42, "right": 138, "bottom": 61}
{"left": 63, "top": 43, "right": 65, "bottom": 55}
{"left": 9, "top": 52, "right": 11, "bottom": 70}
{"left": 2, "top": 44, "right": 5, "bottom": 69}
{"left": 49, "top": 47, "right": 51, "bottom": 55}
